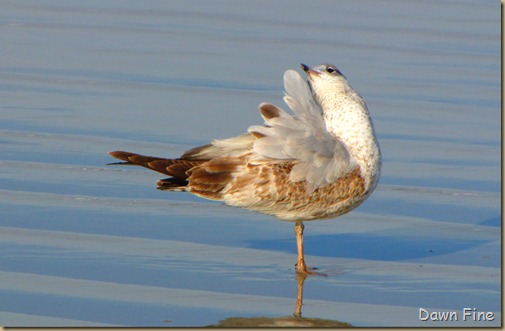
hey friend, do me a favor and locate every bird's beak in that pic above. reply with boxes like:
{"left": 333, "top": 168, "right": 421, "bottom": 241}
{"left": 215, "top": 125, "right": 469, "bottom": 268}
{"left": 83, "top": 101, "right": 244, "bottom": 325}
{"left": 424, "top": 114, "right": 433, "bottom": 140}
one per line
{"left": 300, "top": 63, "right": 320, "bottom": 78}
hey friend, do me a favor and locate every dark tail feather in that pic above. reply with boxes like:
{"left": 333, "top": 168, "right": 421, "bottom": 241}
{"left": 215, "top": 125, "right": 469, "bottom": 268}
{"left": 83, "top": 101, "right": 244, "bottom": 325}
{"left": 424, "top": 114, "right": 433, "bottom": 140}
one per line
{"left": 107, "top": 150, "right": 204, "bottom": 184}
{"left": 156, "top": 178, "right": 188, "bottom": 191}
{"left": 108, "top": 151, "right": 163, "bottom": 168}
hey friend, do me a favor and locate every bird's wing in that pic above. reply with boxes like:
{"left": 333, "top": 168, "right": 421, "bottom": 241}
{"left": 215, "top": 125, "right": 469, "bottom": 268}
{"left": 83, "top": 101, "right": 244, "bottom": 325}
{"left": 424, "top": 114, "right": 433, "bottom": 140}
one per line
{"left": 109, "top": 70, "right": 355, "bottom": 195}
{"left": 248, "top": 70, "right": 355, "bottom": 192}
{"left": 107, "top": 151, "right": 202, "bottom": 179}
{"left": 180, "top": 133, "right": 255, "bottom": 160}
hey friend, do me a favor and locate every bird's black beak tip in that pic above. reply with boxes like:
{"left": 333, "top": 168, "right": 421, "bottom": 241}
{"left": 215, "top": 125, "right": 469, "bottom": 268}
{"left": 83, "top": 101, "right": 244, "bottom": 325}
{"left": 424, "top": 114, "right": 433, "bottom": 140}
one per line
{"left": 300, "top": 63, "right": 309, "bottom": 72}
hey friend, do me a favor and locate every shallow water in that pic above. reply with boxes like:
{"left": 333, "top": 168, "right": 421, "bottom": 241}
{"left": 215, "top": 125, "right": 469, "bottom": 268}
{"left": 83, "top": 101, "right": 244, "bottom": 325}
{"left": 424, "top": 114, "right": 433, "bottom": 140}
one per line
{"left": 0, "top": 0, "right": 500, "bottom": 327}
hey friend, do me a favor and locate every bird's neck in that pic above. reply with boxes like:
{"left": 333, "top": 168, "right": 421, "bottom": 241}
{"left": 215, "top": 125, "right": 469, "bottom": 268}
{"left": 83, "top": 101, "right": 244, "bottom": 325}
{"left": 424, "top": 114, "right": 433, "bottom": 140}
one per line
{"left": 320, "top": 91, "right": 382, "bottom": 191}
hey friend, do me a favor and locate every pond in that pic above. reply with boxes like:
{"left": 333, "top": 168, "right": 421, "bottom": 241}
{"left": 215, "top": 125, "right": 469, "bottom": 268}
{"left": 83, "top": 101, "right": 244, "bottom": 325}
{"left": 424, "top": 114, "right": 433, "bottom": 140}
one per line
{"left": 0, "top": 0, "right": 500, "bottom": 327}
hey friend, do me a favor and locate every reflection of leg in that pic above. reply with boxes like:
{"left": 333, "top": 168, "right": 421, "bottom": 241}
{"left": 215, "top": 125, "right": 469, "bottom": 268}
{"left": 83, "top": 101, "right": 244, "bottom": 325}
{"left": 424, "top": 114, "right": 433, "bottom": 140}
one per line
{"left": 293, "top": 272, "right": 307, "bottom": 318}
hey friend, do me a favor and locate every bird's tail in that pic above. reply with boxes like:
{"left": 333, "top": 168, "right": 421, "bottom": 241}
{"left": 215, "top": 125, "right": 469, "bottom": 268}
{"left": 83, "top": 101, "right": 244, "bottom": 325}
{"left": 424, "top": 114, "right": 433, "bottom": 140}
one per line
{"left": 107, "top": 151, "right": 203, "bottom": 191}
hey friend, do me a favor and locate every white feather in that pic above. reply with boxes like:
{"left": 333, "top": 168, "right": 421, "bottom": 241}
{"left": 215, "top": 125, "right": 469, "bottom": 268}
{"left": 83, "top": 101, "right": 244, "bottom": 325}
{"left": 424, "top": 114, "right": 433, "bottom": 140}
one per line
{"left": 247, "top": 70, "right": 355, "bottom": 191}
{"left": 184, "top": 69, "right": 368, "bottom": 193}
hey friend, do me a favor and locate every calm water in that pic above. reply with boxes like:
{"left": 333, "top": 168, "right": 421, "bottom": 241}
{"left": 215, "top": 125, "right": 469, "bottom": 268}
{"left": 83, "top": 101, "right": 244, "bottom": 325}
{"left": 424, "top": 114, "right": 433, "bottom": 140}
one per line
{"left": 0, "top": 0, "right": 500, "bottom": 327}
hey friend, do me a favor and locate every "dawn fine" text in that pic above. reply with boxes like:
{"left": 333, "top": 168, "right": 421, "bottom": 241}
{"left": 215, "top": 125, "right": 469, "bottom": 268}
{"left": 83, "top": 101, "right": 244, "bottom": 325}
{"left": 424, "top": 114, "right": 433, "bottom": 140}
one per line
{"left": 419, "top": 308, "right": 495, "bottom": 322}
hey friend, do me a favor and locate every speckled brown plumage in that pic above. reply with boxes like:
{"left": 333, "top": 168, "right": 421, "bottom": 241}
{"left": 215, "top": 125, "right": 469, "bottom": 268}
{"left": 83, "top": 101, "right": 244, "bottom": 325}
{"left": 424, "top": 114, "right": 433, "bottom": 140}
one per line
{"left": 225, "top": 162, "right": 366, "bottom": 220}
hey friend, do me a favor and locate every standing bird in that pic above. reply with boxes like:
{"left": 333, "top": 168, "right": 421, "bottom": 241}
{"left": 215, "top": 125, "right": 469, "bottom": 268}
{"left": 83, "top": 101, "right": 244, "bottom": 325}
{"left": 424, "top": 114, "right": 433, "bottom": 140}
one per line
{"left": 108, "top": 63, "right": 381, "bottom": 274}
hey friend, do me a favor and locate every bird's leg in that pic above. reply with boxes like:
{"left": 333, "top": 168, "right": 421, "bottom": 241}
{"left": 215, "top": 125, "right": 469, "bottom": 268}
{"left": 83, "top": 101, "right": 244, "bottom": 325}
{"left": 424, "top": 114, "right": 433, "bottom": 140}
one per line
{"left": 294, "top": 221, "right": 309, "bottom": 273}
{"left": 294, "top": 221, "right": 326, "bottom": 276}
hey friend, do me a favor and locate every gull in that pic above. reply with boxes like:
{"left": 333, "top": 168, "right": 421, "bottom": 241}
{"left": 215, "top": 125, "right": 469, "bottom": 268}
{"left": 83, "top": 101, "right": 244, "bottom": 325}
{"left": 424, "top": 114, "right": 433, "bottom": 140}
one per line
{"left": 108, "top": 63, "right": 381, "bottom": 274}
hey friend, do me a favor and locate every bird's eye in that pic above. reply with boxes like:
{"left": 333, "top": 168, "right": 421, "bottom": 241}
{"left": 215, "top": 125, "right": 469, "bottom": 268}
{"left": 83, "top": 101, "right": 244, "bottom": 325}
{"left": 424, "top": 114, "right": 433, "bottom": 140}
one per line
{"left": 325, "top": 66, "right": 344, "bottom": 76}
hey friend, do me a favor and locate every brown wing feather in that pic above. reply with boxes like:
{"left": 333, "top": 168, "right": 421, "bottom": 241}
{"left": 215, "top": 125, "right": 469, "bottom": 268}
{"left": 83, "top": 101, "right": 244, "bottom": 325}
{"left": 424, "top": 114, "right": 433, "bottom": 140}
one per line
{"left": 186, "top": 156, "right": 245, "bottom": 200}
{"left": 108, "top": 140, "right": 253, "bottom": 199}
{"left": 108, "top": 150, "right": 203, "bottom": 181}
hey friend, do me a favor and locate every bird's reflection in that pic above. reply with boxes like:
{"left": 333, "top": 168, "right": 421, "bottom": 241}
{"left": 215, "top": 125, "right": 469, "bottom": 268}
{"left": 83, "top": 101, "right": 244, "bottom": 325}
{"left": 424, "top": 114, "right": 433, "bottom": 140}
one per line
{"left": 293, "top": 272, "right": 307, "bottom": 318}
{"left": 209, "top": 273, "right": 350, "bottom": 327}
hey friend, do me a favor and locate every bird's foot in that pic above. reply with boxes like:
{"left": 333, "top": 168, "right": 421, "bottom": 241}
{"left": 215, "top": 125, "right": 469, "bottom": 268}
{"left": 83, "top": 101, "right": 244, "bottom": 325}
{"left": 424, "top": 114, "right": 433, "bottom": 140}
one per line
{"left": 295, "top": 262, "right": 327, "bottom": 276}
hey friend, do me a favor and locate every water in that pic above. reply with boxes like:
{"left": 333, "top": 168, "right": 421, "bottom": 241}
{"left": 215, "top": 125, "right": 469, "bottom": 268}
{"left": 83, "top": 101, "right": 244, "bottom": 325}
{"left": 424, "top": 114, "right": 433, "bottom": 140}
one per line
{"left": 0, "top": 0, "right": 500, "bottom": 327}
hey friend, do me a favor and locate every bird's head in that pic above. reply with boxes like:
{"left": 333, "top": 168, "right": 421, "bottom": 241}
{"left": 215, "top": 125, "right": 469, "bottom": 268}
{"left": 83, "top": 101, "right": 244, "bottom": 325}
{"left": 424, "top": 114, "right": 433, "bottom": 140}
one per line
{"left": 300, "top": 63, "right": 351, "bottom": 98}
